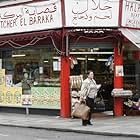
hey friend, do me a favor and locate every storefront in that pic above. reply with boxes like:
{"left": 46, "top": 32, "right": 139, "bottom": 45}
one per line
{"left": 118, "top": 0, "right": 140, "bottom": 115}
{"left": 64, "top": 0, "right": 122, "bottom": 117}
{"left": 0, "top": 0, "right": 139, "bottom": 117}
{"left": 63, "top": 0, "right": 140, "bottom": 117}
{"left": 0, "top": 0, "right": 63, "bottom": 114}
{"left": 68, "top": 30, "right": 115, "bottom": 112}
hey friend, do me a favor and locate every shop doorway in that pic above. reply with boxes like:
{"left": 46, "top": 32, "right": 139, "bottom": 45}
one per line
{"left": 70, "top": 46, "right": 114, "bottom": 112}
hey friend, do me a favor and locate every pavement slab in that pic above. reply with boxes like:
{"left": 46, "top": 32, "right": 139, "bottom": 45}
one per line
{"left": 0, "top": 112, "right": 139, "bottom": 138}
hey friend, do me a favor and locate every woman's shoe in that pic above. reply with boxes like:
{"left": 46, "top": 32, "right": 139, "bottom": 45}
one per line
{"left": 87, "top": 120, "right": 93, "bottom": 125}
{"left": 82, "top": 120, "right": 87, "bottom": 126}
{"left": 88, "top": 122, "right": 93, "bottom": 125}
{"left": 82, "top": 123, "right": 87, "bottom": 126}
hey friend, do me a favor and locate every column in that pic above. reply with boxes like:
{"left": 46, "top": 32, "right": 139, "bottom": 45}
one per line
{"left": 114, "top": 46, "right": 124, "bottom": 116}
{"left": 60, "top": 56, "right": 71, "bottom": 118}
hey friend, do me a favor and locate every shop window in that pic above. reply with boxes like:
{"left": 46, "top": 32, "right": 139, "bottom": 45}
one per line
{"left": 2, "top": 47, "right": 60, "bottom": 85}
{"left": 0, "top": 46, "right": 61, "bottom": 109}
{"left": 124, "top": 49, "right": 137, "bottom": 93}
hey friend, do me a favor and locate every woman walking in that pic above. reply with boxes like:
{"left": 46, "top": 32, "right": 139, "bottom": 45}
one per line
{"left": 80, "top": 70, "right": 98, "bottom": 126}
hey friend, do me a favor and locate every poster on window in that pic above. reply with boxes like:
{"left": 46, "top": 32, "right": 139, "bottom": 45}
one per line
{"left": 6, "top": 75, "right": 13, "bottom": 87}
{"left": 3, "top": 87, "right": 22, "bottom": 106}
{"left": 115, "top": 66, "right": 124, "bottom": 77}
{"left": 0, "top": 69, "right": 5, "bottom": 87}
{"left": 31, "top": 87, "right": 60, "bottom": 109}
{"left": 53, "top": 61, "right": 61, "bottom": 71}
{"left": 22, "top": 94, "right": 32, "bottom": 105}
{"left": 0, "top": 88, "right": 5, "bottom": 105}
{"left": 0, "top": 59, "right": 2, "bottom": 69}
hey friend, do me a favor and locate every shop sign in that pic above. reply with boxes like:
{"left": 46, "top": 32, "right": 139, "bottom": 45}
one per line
{"left": 0, "top": 0, "right": 62, "bottom": 35}
{"left": 122, "top": 0, "right": 140, "bottom": 28}
{"left": 64, "top": 0, "right": 120, "bottom": 27}
{"left": 31, "top": 87, "right": 60, "bottom": 109}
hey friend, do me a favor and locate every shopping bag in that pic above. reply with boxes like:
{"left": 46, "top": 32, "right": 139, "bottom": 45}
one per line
{"left": 71, "top": 102, "right": 90, "bottom": 120}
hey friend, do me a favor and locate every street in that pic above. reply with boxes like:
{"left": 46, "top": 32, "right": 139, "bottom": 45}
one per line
{"left": 0, "top": 126, "right": 139, "bottom": 140}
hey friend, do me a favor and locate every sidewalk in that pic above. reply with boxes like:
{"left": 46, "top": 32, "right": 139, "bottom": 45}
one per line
{"left": 0, "top": 112, "right": 140, "bottom": 138}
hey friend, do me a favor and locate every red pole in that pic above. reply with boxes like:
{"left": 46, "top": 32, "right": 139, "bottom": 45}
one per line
{"left": 114, "top": 46, "right": 124, "bottom": 116}
{"left": 60, "top": 0, "right": 71, "bottom": 118}
{"left": 60, "top": 56, "right": 71, "bottom": 118}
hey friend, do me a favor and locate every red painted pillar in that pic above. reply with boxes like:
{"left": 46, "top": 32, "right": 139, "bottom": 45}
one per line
{"left": 60, "top": 56, "right": 71, "bottom": 118}
{"left": 114, "top": 46, "right": 124, "bottom": 116}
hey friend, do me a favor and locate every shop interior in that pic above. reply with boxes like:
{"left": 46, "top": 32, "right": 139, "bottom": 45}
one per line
{"left": 123, "top": 45, "right": 140, "bottom": 115}
{"left": 70, "top": 45, "right": 114, "bottom": 111}
{"left": 70, "top": 44, "right": 140, "bottom": 113}
{"left": 1, "top": 45, "right": 60, "bottom": 87}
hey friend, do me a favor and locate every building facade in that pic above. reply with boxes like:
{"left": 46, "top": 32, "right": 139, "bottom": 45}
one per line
{"left": 0, "top": 0, "right": 139, "bottom": 117}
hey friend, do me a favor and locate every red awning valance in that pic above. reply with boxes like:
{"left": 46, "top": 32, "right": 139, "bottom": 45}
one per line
{"left": 0, "top": 30, "right": 65, "bottom": 55}
{"left": 0, "top": 30, "right": 59, "bottom": 42}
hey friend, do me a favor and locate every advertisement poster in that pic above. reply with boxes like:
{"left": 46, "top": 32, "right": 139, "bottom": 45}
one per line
{"left": 0, "top": 59, "right": 2, "bottom": 69}
{"left": 6, "top": 75, "right": 13, "bottom": 87}
{"left": 53, "top": 61, "right": 61, "bottom": 71}
{"left": 115, "top": 66, "right": 124, "bottom": 77}
{"left": 1, "top": 87, "right": 22, "bottom": 106}
{"left": 22, "top": 94, "right": 32, "bottom": 105}
{"left": 0, "top": 69, "right": 5, "bottom": 87}
{"left": 0, "top": 88, "right": 5, "bottom": 105}
{"left": 31, "top": 87, "right": 60, "bottom": 109}
{"left": 13, "top": 87, "right": 22, "bottom": 105}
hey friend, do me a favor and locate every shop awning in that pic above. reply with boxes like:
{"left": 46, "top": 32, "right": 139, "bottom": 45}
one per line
{"left": 0, "top": 30, "right": 62, "bottom": 49}
{"left": 0, "top": 30, "right": 55, "bottom": 42}
{"left": 119, "top": 28, "right": 140, "bottom": 49}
